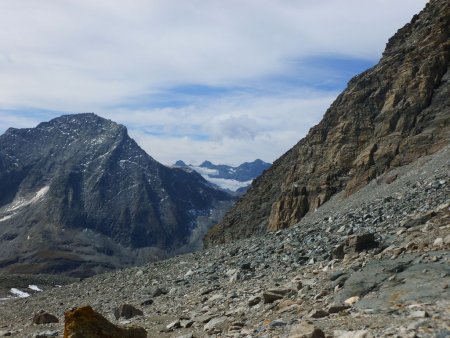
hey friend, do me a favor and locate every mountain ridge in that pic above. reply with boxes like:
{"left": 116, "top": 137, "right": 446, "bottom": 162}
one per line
{"left": 205, "top": 0, "right": 450, "bottom": 246}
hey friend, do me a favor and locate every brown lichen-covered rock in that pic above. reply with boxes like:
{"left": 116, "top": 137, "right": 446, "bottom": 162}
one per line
{"left": 33, "top": 310, "right": 59, "bottom": 324}
{"left": 64, "top": 306, "right": 147, "bottom": 338}
{"left": 205, "top": 0, "right": 450, "bottom": 246}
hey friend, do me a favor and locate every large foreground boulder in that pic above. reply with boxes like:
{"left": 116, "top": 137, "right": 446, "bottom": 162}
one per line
{"left": 64, "top": 306, "right": 147, "bottom": 338}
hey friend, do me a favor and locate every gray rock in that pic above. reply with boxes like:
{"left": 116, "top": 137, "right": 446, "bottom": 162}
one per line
{"left": 308, "top": 309, "right": 329, "bottom": 318}
{"left": 113, "top": 304, "right": 143, "bottom": 320}
{"left": 35, "top": 331, "right": 59, "bottom": 338}
{"left": 32, "top": 311, "right": 59, "bottom": 325}
{"left": 262, "top": 291, "right": 284, "bottom": 304}
{"left": 248, "top": 296, "right": 261, "bottom": 306}
{"left": 203, "top": 316, "right": 227, "bottom": 332}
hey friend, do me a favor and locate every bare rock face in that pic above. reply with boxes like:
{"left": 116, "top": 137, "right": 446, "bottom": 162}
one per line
{"left": 205, "top": 0, "right": 450, "bottom": 246}
{"left": 63, "top": 306, "right": 147, "bottom": 338}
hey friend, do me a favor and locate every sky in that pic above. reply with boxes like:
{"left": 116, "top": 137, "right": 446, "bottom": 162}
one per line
{"left": 0, "top": 0, "right": 427, "bottom": 166}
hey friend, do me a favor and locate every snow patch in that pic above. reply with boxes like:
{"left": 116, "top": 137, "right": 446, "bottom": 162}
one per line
{"left": 0, "top": 214, "right": 14, "bottom": 222}
{"left": 4, "top": 186, "right": 49, "bottom": 213}
{"left": 10, "top": 288, "right": 30, "bottom": 298}
{"left": 28, "top": 285, "right": 43, "bottom": 292}
{"left": 206, "top": 177, "right": 252, "bottom": 191}
{"left": 0, "top": 186, "right": 49, "bottom": 222}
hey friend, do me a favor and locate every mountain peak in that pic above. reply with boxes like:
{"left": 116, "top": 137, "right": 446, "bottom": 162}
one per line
{"left": 0, "top": 114, "right": 233, "bottom": 276}
{"left": 36, "top": 113, "right": 126, "bottom": 137}
{"left": 199, "top": 160, "right": 215, "bottom": 168}
{"left": 174, "top": 160, "right": 188, "bottom": 167}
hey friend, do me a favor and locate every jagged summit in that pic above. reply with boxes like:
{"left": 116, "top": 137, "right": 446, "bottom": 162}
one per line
{"left": 205, "top": 0, "right": 450, "bottom": 246}
{"left": 0, "top": 113, "right": 233, "bottom": 277}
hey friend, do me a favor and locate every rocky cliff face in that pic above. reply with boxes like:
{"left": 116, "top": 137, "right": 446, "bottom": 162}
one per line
{"left": 205, "top": 0, "right": 450, "bottom": 246}
{"left": 0, "top": 113, "right": 233, "bottom": 276}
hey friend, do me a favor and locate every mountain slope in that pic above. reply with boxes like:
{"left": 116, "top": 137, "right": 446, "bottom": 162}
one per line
{"left": 0, "top": 145, "right": 449, "bottom": 337}
{"left": 0, "top": 113, "right": 233, "bottom": 276}
{"left": 205, "top": 0, "right": 450, "bottom": 246}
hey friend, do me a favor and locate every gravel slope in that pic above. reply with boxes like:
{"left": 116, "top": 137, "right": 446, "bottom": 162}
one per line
{"left": 0, "top": 146, "right": 449, "bottom": 337}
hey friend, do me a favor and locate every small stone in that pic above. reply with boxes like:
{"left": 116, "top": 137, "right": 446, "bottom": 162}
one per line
{"left": 248, "top": 296, "right": 261, "bottom": 307}
{"left": 175, "top": 334, "right": 193, "bottom": 338}
{"left": 152, "top": 287, "right": 169, "bottom": 297}
{"left": 180, "top": 319, "right": 194, "bottom": 328}
{"left": 334, "top": 330, "right": 372, "bottom": 338}
{"left": 347, "top": 233, "right": 378, "bottom": 252}
{"left": 240, "top": 262, "right": 252, "bottom": 270}
{"left": 33, "top": 310, "right": 59, "bottom": 325}
{"left": 332, "top": 244, "right": 345, "bottom": 259}
{"left": 113, "top": 304, "right": 143, "bottom": 320}
{"left": 203, "top": 316, "right": 227, "bottom": 332}
{"left": 409, "top": 310, "right": 429, "bottom": 318}
{"left": 263, "top": 292, "right": 283, "bottom": 303}
{"left": 308, "top": 309, "right": 329, "bottom": 318}
{"left": 140, "top": 299, "right": 153, "bottom": 306}
{"left": 327, "top": 303, "right": 350, "bottom": 314}
{"left": 329, "top": 271, "right": 346, "bottom": 281}
{"left": 270, "top": 319, "right": 287, "bottom": 327}
{"left": 262, "top": 288, "right": 290, "bottom": 303}
{"left": 288, "top": 321, "right": 325, "bottom": 338}
{"left": 433, "top": 238, "right": 443, "bottom": 247}
{"left": 35, "top": 330, "right": 59, "bottom": 338}
{"left": 344, "top": 296, "right": 360, "bottom": 305}
{"left": 444, "top": 234, "right": 450, "bottom": 245}
{"left": 166, "top": 320, "right": 181, "bottom": 331}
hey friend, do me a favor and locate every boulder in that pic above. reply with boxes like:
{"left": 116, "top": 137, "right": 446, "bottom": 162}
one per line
{"left": 203, "top": 316, "right": 227, "bottom": 332}
{"left": 347, "top": 233, "right": 378, "bottom": 252}
{"left": 113, "top": 304, "right": 143, "bottom": 320}
{"left": 288, "top": 321, "right": 325, "bottom": 338}
{"left": 33, "top": 311, "right": 59, "bottom": 325}
{"left": 262, "top": 291, "right": 284, "bottom": 304}
{"left": 63, "top": 306, "right": 147, "bottom": 338}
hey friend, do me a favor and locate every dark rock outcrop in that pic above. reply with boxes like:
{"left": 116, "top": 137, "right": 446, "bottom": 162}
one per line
{"left": 205, "top": 0, "right": 450, "bottom": 246}
{"left": 0, "top": 113, "right": 233, "bottom": 276}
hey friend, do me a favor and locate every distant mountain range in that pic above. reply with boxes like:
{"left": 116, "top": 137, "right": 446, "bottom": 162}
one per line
{"left": 0, "top": 113, "right": 234, "bottom": 277}
{"left": 173, "top": 159, "right": 271, "bottom": 193}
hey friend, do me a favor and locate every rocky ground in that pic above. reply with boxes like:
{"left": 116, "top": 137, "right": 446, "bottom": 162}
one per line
{"left": 0, "top": 146, "right": 449, "bottom": 338}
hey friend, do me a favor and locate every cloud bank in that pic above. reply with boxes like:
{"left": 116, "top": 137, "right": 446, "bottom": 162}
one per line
{"left": 0, "top": 0, "right": 427, "bottom": 165}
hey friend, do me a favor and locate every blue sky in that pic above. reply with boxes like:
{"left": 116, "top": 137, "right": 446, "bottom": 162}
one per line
{"left": 0, "top": 0, "right": 427, "bottom": 165}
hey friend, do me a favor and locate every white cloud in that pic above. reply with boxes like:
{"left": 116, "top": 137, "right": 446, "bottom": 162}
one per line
{"left": 0, "top": 0, "right": 428, "bottom": 164}
{"left": 118, "top": 89, "right": 337, "bottom": 165}
{"left": 0, "top": 0, "right": 426, "bottom": 111}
